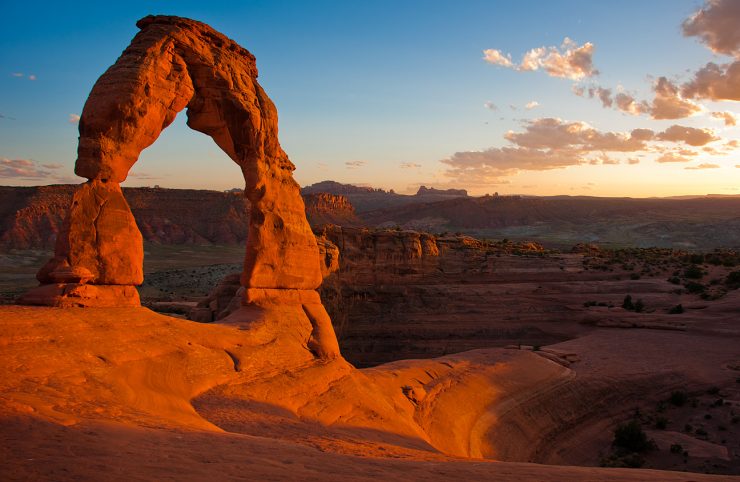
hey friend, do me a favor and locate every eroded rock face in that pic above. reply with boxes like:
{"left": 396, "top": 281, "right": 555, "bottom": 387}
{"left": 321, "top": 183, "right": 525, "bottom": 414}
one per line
{"left": 36, "top": 179, "right": 143, "bottom": 286}
{"left": 22, "top": 15, "right": 338, "bottom": 358}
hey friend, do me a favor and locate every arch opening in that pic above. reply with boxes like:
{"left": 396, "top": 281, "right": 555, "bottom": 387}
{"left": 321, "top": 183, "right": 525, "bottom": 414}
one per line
{"left": 20, "top": 15, "right": 340, "bottom": 359}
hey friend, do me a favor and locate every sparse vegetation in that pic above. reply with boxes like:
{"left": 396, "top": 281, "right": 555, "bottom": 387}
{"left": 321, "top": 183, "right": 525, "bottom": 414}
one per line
{"left": 613, "top": 420, "right": 654, "bottom": 453}
{"left": 669, "top": 390, "right": 688, "bottom": 407}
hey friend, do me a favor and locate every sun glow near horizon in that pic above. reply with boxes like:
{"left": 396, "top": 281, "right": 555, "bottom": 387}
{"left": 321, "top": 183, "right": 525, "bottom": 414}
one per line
{"left": 0, "top": 0, "right": 738, "bottom": 198}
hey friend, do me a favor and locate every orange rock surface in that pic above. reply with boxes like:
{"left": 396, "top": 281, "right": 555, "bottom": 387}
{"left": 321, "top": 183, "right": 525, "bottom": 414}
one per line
{"left": 23, "top": 16, "right": 330, "bottom": 348}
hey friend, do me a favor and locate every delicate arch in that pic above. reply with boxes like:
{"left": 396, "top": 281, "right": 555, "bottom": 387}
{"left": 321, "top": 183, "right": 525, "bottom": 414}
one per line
{"left": 46, "top": 16, "right": 322, "bottom": 292}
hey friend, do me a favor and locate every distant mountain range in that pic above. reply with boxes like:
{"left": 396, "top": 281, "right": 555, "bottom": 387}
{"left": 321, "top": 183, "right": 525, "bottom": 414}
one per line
{"left": 1, "top": 182, "right": 739, "bottom": 251}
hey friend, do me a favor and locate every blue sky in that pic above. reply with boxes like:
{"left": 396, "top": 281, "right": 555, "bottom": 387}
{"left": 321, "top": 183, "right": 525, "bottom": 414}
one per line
{"left": 1, "top": 0, "right": 738, "bottom": 196}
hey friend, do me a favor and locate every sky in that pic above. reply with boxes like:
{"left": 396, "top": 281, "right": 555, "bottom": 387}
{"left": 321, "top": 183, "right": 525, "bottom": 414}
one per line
{"left": 1, "top": 0, "right": 739, "bottom": 197}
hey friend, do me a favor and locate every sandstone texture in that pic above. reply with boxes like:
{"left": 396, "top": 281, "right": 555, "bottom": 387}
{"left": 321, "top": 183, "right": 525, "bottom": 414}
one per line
{"left": 20, "top": 15, "right": 339, "bottom": 358}
{"left": 303, "top": 192, "right": 360, "bottom": 227}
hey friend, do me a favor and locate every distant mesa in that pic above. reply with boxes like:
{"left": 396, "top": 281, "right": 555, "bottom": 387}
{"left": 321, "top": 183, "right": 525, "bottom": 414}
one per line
{"left": 18, "top": 15, "right": 339, "bottom": 358}
{"left": 415, "top": 185, "right": 468, "bottom": 197}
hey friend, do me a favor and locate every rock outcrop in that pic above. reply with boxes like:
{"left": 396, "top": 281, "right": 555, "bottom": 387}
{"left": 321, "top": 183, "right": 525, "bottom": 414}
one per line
{"left": 303, "top": 193, "right": 360, "bottom": 227}
{"left": 20, "top": 16, "right": 339, "bottom": 358}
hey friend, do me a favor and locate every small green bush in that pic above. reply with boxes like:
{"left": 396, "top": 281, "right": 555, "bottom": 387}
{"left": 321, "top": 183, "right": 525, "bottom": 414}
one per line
{"left": 684, "top": 265, "right": 703, "bottom": 279}
{"left": 669, "top": 390, "right": 688, "bottom": 406}
{"left": 670, "top": 443, "right": 683, "bottom": 454}
{"left": 655, "top": 416, "right": 668, "bottom": 429}
{"left": 613, "top": 420, "right": 653, "bottom": 453}
{"left": 684, "top": 281, "right": 705, "bottom": 293}
{"left": 668, "top": 304, "right": 684, "bottom": 314}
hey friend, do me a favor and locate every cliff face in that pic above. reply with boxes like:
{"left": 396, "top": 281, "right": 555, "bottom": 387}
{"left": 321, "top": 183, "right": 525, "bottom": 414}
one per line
{"left": 0, "top": 186, "right": 249, "bottom": 249}
{"left": 303, "top": 193, "right": 360, "bottom": 227}
{"left": 0, "top": 186, "right": 362, "bottom": 250}
{"left": 0, "top": 185, "right": 76, "bottom": 250}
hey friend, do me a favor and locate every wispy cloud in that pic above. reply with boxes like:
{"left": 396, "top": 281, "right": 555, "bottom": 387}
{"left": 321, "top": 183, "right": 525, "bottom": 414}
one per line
{"left": 655, "top": 152, "right": 695, "bottom": 163}
{"left": 525, "top": 101, "right": 540, "bottom": 110}
{"left": 710, "top": 111, "right": 737, "bottom": 126}
{"left": 483, "top": 37, "right": 597, "bottom": 80}
{"left": 345, "top": 161, "right": 366, "bottom": 169}
{"left": 655, "top": 125, "right": 718, "bottom": 146}
{"left": 10, "top": 72, "right": 36, "bottom": 81}
{"left": 0, "top": 158, "right": 54, "bottom": 179}
{"left": 685, "top": 163, "right": 721, "bottom": 170}
{"left": 400, "top": 162, "right": 421, "bottom": 169}
{"left": 68, "top": 113, "right": 80, "bottom": 124}
{"left": 483, "top": 101, "right": 497, "bottom": 111}
{"left": 128, "top": 171, "right": 161, "bottom": 180}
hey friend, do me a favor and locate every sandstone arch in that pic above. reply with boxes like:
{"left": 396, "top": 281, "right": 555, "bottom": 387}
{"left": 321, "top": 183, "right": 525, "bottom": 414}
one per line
{"left": 22, "top": 16, "right": 340, "bottom": 358}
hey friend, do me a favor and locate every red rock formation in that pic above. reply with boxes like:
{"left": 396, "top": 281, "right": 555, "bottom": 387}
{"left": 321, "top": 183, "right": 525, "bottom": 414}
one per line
{"left": 303, "top": 193, "right": 360, "bottom": 227}
{"left": 21, "top": 16, "right": 338, "bottom": 358}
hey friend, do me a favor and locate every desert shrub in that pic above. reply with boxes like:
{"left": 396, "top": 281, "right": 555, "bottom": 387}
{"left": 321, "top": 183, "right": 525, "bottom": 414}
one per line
{"left": 670, "top": 443, "right": 683, "bottom": 454}
{"left": 684, "top": 424, "right": 693, "bottom": 432}
{"left": 668, "top": 276, "right": 681, "bottom": 285}
{"left": 600, "top": 453, "right": 645, "bottom": 468}
{"left": 669, "top": 390, "right": 688, "bottom": 406}
{"left": 731, "top": 416, "right": 739, "bottom": 424}
{"left": 684, "top": 265, "right": 703, "bottom": 279}
{"left": 655, "top": 416, "right": 668, "bottom": 429}
{"left": 668, "top": 304, "right": 684, "bottom": 314}
{"left": 684, "top": 281, "right": 705, "bottom": 293}
{"left": 695, "top": 428, "right": 708, "bottom": 436}
{"left": 634, "top": 299, "right": 645, "bottom": 313}
{"left": 622, "top": 295, "right": 634, "bottom": 310}
{"left": 707, "top": 386, "right": 720, "bottom": 395}
{"left": 630, "top": 273, "right": 640, "bottom": 280}
{"left": 726, "top": 270, "right": 740, "bottom": 288}
{"left": 613, "top": 420, "right": 654, "bottom": 453}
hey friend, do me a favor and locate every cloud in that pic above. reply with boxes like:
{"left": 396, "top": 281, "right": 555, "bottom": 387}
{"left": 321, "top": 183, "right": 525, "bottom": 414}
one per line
{"left": 41, "top": 163, "right": 64, "bottom": 169}
{"left": 711, "top": 111, "right": 737, "bottom": 126}
{"left": 400, "top": 162, "right": 421, "bottom": 169}
{"left": 615, "top": 92, "right": 649, "bottom": 115}
{"left": 442, "top": 115, "right": 733, "bottom": 185}
{"left": 482, "top": 49, "right": 513, "bottom": 67}
{"left": 483, "top": 38, "right": 597, "bottom": 80}
{"left": 656, "top": 125, "right": 718, "bottom": 146}
{"left": 525, "top": 101, "right": 540, "bottom": 110}
{"left": 681, "top": 60, "right": 740, "bottom": 101}
{"left": 682, "top": 0, "right": 740, "bottom": 57}
{"left": 10, "top": 72, "right": 36, "bottom": 80}
{"left": 655, "top": 152, "right": 695, "bottom": 163}
{"left": 345, "top": 161, "right": 366, "bottom": 169}
{"left": 503, "top": 117, "right": 653, "bottom": 152}
{"left": 650, "top": 77, "right": 703, "bottom": 119}
{"left": 442, "top": 147, "right": 582, "bottom": 185}
{"left": 483, "top": 101, "right": 497, "bottom": 111}
{"left": 0, "top": 158, "right": 53, "bottom": 179}
{"left": 685, "top": 162, "right": 721, "bottom": 170}
{"left": 68, "top": 114, "right": 80, "bottom": 124}
{"left": 590, "top": 87, "right": 613, "bottom": 108}
{"left": 127, "top": 171, "right": 161, "bottom": 180}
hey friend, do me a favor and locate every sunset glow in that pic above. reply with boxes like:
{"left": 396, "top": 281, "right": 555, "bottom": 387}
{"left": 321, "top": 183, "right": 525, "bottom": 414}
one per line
{"left": 1, "top": 0, "right": 738, "bottom": 197}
